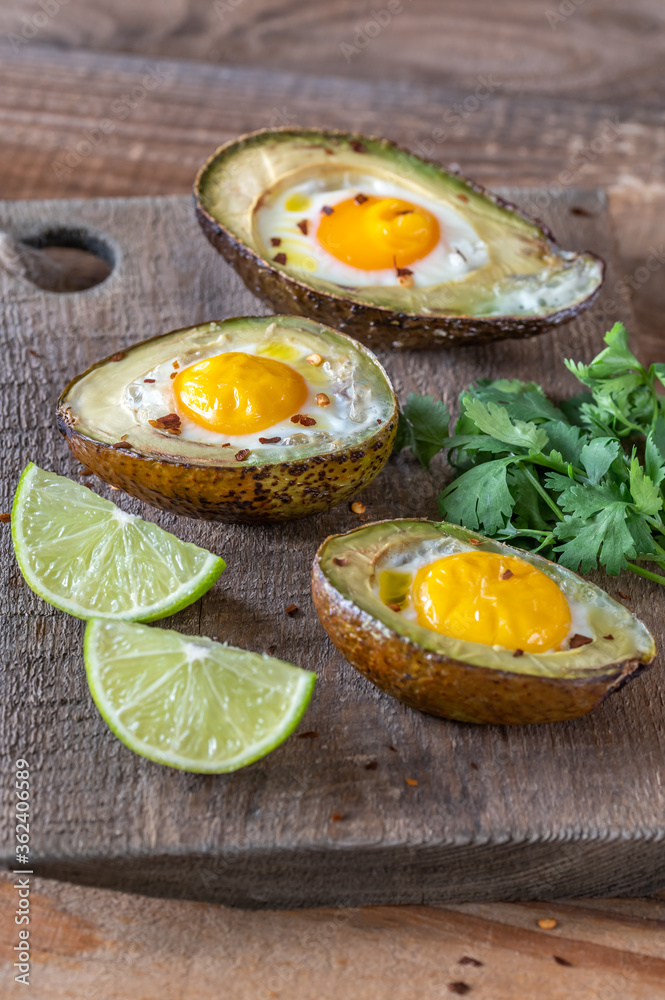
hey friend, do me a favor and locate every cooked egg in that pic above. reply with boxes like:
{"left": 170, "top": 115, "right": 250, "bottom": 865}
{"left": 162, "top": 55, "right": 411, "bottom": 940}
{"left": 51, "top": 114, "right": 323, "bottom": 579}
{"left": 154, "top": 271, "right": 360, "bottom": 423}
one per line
{"left": 377, "top": 542, "right": 590, "bottom": 654}
{"left": 256, "top": 175, "right": 490, "bottom": 289}
{"left": 122, "top": 323, "right": 385, "bottom": 453}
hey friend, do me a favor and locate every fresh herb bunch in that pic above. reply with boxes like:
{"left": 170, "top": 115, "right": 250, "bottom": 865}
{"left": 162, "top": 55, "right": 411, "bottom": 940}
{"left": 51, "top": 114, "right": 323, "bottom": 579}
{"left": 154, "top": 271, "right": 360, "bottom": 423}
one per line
{"left": 395, "top": 324, "right": 665, "bottom": 585}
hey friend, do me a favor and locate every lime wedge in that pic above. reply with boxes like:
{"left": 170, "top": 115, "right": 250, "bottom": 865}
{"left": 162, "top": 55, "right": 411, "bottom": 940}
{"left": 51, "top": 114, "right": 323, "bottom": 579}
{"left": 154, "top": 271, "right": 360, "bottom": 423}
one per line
{"left": 11, "top": 463, "right": 225, "bottom": 621}
{"left": 84, "top": 620, "right": 316, "bottom": 772}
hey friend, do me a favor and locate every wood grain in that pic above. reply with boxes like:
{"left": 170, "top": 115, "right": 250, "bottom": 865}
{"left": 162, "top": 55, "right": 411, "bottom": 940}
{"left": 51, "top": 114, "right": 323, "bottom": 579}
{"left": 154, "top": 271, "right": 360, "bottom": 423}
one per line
{"left": 2, "top": 873, "right": 665, "bottom": 999}
{"left": 1, "top": 0, "right": 665, "bottom": 105}
{"left": 1, "top": 189, "right": 664, "bottom": 908}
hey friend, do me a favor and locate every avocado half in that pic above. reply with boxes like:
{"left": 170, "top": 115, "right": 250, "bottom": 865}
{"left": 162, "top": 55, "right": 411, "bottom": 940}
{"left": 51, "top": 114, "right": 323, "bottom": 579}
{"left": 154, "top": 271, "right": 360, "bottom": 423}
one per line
{"left": 56, "top": 316, "right": 398, "bottom": 523}
{"left": 312, "top": 519, "right": 656, "bottom": 725}
{"left": 194, "top": 128, "right": 604, "bottom": 350}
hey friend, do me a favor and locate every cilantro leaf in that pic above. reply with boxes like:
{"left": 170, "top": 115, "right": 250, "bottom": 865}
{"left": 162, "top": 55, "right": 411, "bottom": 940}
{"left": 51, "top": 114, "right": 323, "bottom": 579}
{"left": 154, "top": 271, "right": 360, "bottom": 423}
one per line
{"left": 557, "top": 480, "right": 626, "bottom": 519}
{"left": 629, "top": 454, "right": 663, "bottom": 516}
{"left": 579, "top": 437, "right": 620, "bottom": 484}
{"left": 554, "top": 504, "right": 636, "bottom": 575}
{"left": 438, "top": 460, "right": 515, "bottom": 534}
{"left": 542, "top": 421, "right": 585, "bottom": 464}
{"left": 394, "top": 393, "right": 450, "bottom": 468}
{"left": 645, "top": 427, "right": 665, "bottom": 488}
{"left": 461, "top": 395, "right": 550, "bottom": 452}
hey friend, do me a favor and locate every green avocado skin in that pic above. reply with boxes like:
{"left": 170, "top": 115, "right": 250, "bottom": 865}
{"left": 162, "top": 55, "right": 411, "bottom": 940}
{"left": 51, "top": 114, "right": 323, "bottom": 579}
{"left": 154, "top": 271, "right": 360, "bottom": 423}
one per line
{"left": 57, "top": 413, "right": 398, "bottom": 523}
{"left": 194, "top": 128, "right": 604, "bottom": 351}
{"left": 311, "top": 523, "right": 655, "bottom": 726}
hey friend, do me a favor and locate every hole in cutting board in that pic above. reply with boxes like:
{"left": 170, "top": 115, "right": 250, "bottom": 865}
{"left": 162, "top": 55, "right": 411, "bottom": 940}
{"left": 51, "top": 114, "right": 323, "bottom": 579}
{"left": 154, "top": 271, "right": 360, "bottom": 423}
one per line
{"left": 10, "top": 226, "right": 115, "bottom": 292}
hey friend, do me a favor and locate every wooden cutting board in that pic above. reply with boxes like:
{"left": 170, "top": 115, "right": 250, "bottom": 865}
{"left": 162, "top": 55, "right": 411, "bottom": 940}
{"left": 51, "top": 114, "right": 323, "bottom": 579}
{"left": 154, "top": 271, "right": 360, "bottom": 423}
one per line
{"left": 1, "top": 189, "right": 664, "bottom": 909}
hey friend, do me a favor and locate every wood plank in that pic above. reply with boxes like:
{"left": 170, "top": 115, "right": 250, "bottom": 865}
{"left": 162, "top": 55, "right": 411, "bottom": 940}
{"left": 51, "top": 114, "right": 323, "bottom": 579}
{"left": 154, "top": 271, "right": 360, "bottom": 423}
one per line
{"left": 1, "top": 44, "right": 665, "bottom": 208}
{"left": 1, "top": 0, "right": 665, "bottom": 106}
{"left": 1, "top": 190, "right": 664, "bottom": 908}
{"left": 2, "top": 873, "right": 664, "bottom": 999}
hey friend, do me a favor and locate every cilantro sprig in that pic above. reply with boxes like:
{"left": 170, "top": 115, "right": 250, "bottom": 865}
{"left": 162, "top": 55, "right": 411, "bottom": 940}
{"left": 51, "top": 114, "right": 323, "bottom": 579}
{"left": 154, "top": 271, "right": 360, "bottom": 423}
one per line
{"left": 393, "top": 324, "right": 665, "bottom": 585}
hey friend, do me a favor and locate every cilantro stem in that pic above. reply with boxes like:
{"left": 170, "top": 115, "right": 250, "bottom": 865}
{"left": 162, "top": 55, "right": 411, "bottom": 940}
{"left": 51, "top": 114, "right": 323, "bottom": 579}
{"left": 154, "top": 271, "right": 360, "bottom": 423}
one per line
{"left": 626, "top": 561, "right": 665, "bottom": 586}
{"left": 516, "top": 462, "right": 565, "bottom": 522}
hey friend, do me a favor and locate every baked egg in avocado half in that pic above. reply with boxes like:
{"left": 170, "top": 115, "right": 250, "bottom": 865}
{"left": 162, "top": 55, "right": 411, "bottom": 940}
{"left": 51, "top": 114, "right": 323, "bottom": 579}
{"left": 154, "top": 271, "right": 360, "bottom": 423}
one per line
{"left": 312, "top": 520, "right": 656, "bottom": 725}
{"left": 57, "top": 316, "right": 398, "bottom": 523}
{"left": 194, "top": 128, "right": 604, "bottom": 350}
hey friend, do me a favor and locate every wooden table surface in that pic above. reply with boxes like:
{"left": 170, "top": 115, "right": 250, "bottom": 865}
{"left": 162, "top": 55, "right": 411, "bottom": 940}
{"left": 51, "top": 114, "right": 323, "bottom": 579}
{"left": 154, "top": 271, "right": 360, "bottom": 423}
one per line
{"left": 1, "top": 2, "right": 665, "bottom": 996}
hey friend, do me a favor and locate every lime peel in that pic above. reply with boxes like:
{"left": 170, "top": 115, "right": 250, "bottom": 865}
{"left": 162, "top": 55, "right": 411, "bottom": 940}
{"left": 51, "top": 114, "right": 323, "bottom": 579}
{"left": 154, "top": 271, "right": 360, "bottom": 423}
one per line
{"left": 11, "top": 463, "right": 225, "bottom": 621}
{"left": 84, "top": 619, "right": 316, "bottom": 772}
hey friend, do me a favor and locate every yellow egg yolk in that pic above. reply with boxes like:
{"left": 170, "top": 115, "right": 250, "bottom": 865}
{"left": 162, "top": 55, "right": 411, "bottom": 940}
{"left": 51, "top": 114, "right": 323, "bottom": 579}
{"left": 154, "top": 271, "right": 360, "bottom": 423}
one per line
{"left": 317, "top": 196, "right": 440, "bottom": 270}
{"left": 173, "top": 352, "right": 308, "bottom": 436}
{"left": 411, "top": 551, "right": 571, "bottom": 653}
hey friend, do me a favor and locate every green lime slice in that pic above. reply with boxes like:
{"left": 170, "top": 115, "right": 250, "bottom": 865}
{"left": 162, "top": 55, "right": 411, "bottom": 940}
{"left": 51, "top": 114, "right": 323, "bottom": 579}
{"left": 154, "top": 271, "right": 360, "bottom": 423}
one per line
{"left": 11, "top": 463, "right": 225, "bottom": 621}
{"left": 84, "top": 620, "right": 316, "bottom": 772}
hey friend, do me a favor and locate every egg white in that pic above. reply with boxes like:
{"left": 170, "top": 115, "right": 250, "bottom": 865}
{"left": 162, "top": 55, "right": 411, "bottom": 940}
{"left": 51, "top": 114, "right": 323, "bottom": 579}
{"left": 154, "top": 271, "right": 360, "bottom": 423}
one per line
{"left": 122, "top": 337, "right": 384, "bottom": 451}
{"left": 255, "top": 175, "right": 489, "bottom": 289}
{"left": 375, "top": 538, "right": 591, "bottom": 654}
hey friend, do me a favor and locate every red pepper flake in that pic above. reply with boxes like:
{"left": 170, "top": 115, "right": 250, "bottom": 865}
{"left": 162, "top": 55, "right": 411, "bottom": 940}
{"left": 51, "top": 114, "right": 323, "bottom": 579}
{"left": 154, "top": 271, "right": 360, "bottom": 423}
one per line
{"left": 291, "top": 414, "right": 316, "bottom": 427}
{"left": 570, "top": 634, "right": 593, "bottom": 648}
{"left": 538, "top": 918, "right": 558, "bottom": 930}
{"left": 0, "top": 512, "right": 10, "bottom": 523}
{"left": 603, "top": 634, "right": 614, "bottom": 640}
{"left": 618, "top": 590, "right": 630, "bottom": 600}
{"left": 456, "top": 193, "right": 469, "bottom": 202}
{"left": 77, "top": 468, "right": 92, "bottom": 476}
{"left": 258, "top": 436, "right": 281, "bottom": 444}
{"left": 354, "top": 193, "right": 368, "bottom": 204}
{"left": 405, "top": 778, "right": 418, "bottom": 787}
{"left": 28, "top": 348, "right": 41, "bottom": 358}
{"left": 332, "top": 556, "right": 348, "bottom": 566}
{"left": 149, "top": 413, "right": 181, "bottom": 433}
{"left": 513, "top": 648, "right": 524, "bottom": 658}
{"left": 112, "top": 441, "right": 132, "bottom": 450}
{"left": 235, "top": 448, "right": 251, "bottom": 461}
{"left": 285, "top": 603, "right": 298, "bottom": 616}
{"left": 321, "top": 205, "right": 334, "bottom": 216}
{"left": 350, "top": 140, "right": 367, "bottom": 153}
{"left": 468, "top": 538, "right": 482, "bottom": 545}
{"left": 501, "top": 569, "right": 513, "bottom": 580}
{"left": 554, "top": 956, "right": 573, "bottom": 967}
{"left": 170, "top": 372, "right": 177, "bottom": 379}
{"left": 365, "top": 761, "right": 378, "bottom": 770}
{"left": 297, "top": 730, "right": 318, "bottom": 739}
{"left": 143, "top": 378, "right": 156, "bottom": 383}
{"left": 270, "top": 236, "right": 282, "bottom": 246}
{"left": 447, "top": 984, "right": 470, "bottom": 996}
{"left": 172, "top": 360, "right": 180, "bottom": 369}
{"left": 377, "top": 418, "right": 383, "bottom": 424}
{"left": 274, "top": 252, "right": 287, "bottom": 265}
{"left": 222, "top": 443, "right": 232, "bottom": 448}
{"left": 387, "top": 602, "right": 402, "bottom": 612}
{"left": 296, "top": 219, "right": 309, "bottom": 235}
{"left": 109, "top": 351, "right": 126, "bottom": 362}
{"left": 459, "top": 957, "right": 483, "bottom": 968}
{"left": 331, "top": 813, "right": 344, "bottom": 821}
{"left": 388, "top": 745, "right": 397, "bottom": 752}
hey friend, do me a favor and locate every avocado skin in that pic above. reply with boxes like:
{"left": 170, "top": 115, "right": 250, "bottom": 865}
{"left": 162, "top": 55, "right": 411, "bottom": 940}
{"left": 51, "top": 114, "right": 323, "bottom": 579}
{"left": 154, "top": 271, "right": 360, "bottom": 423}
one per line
{"left": 311, "top": 521, "right": 654, "bottom": 725}
{"left": 57, "top": 412, "right": 397, "bottom": 523}
{"left": 194, "top": 128, "right": 605, "bottom": 351}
